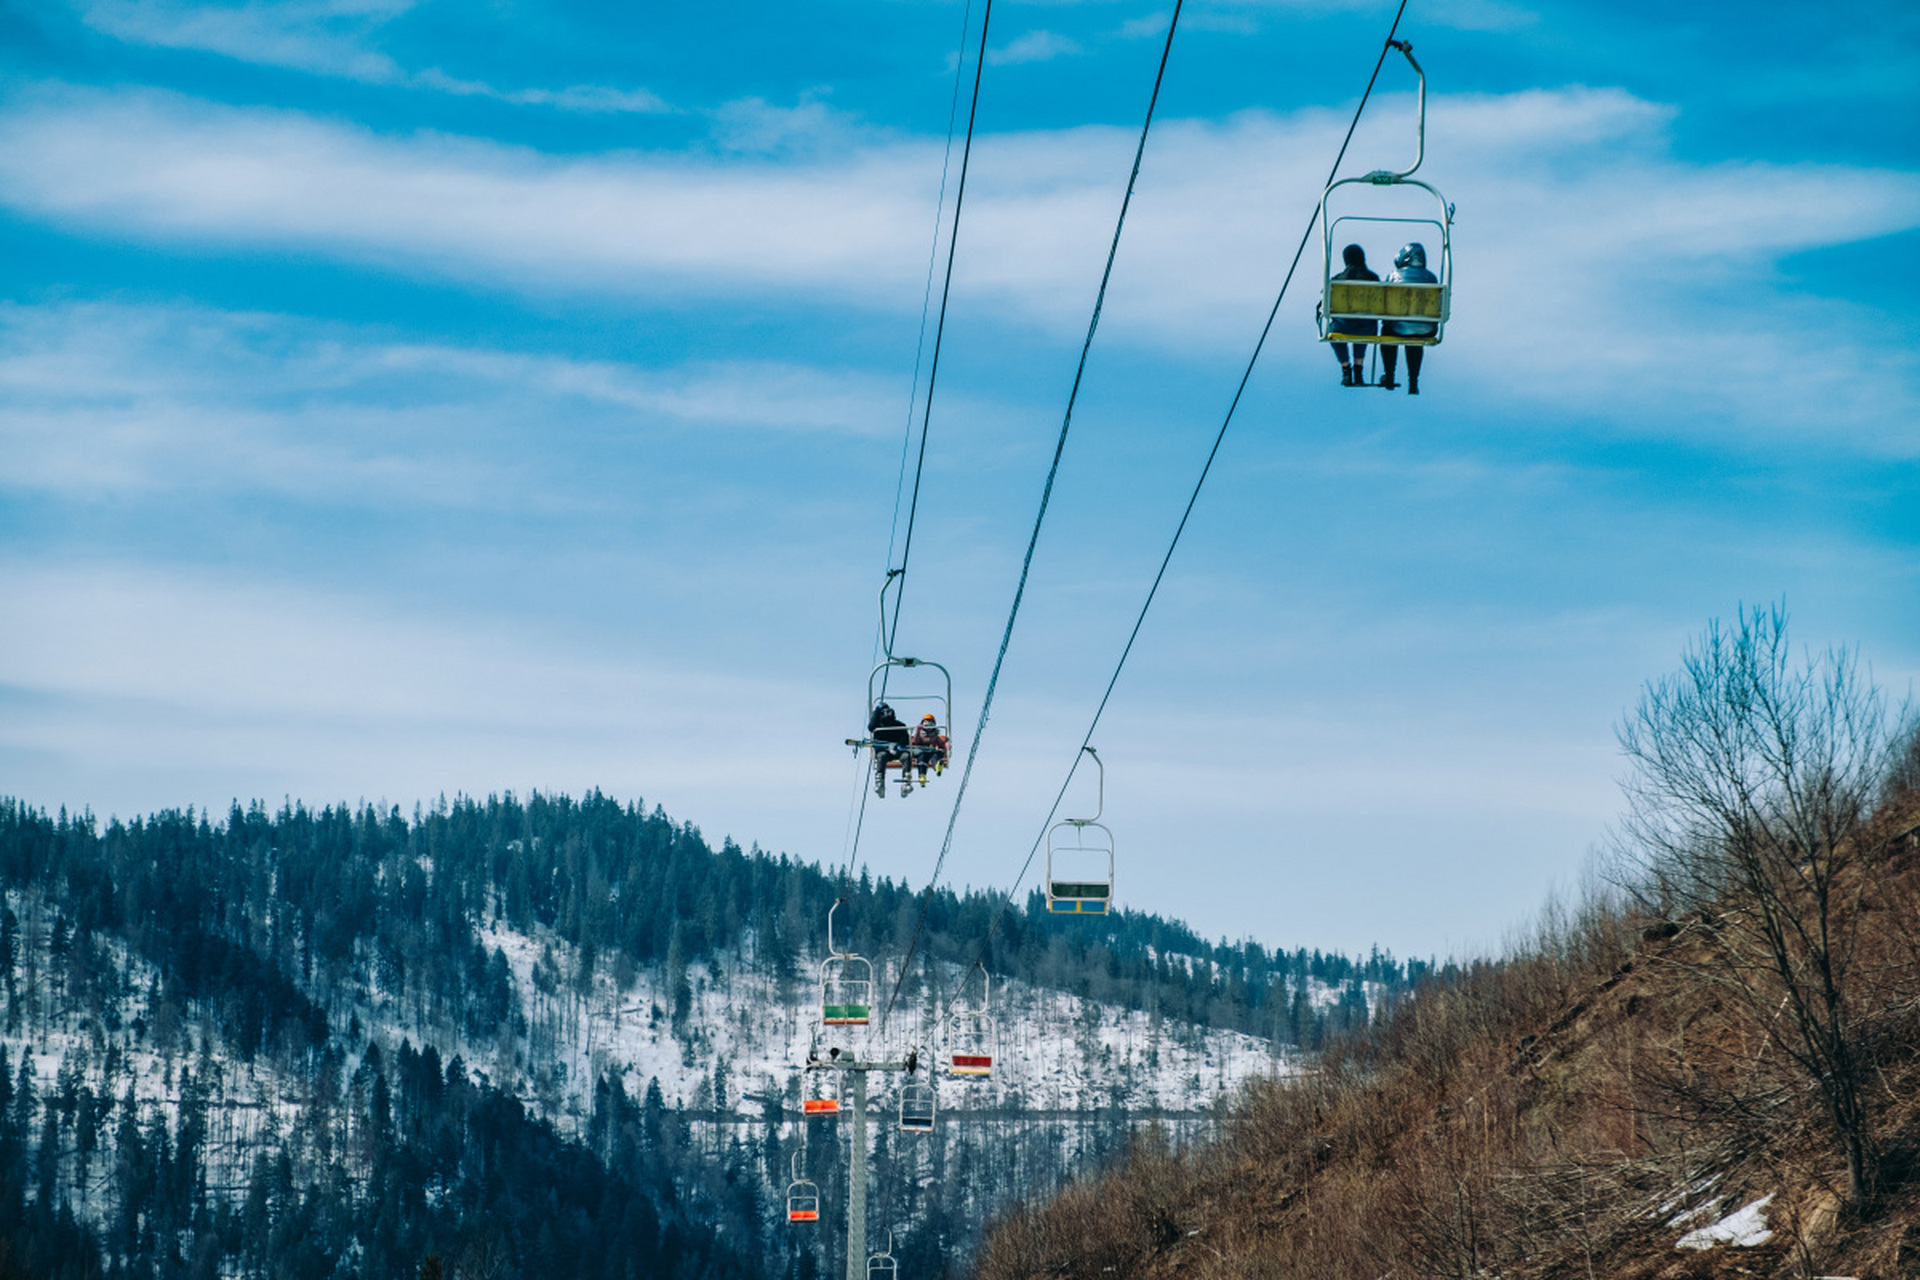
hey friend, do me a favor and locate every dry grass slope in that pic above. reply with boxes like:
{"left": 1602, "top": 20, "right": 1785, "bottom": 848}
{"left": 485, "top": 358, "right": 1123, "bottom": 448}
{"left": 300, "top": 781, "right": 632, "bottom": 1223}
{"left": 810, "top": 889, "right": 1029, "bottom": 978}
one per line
{"left": 972, "top": 796, "right": 1920, "bottom": 1280}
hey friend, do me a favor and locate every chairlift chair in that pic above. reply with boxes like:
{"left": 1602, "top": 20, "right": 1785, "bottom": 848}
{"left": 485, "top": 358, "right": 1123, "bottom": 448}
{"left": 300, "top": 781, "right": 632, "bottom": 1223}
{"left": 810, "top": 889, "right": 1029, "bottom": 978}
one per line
{"left": 898, "top": 1079, "right": 936, "bottom": 1134}
{"left": 1046, "top": 747, "right": 1115, "bottom": 915}
{"left": 868, "top": 1232, "right": 900, "bottom": 1280}
{"left": 785, "top": 1150, "right": 820, "bottom": 1224}
{"left": 945, "top": 963, "right": 996, "bottom": 1079}
{"left": 820, "top": 899, "right": 874, "bottom": 1026}
{"left": 847, "top": 572, "right": 954, "bottom": 798}
{"left": 1317, "top": 41, "right": 1454, "bottom": 350}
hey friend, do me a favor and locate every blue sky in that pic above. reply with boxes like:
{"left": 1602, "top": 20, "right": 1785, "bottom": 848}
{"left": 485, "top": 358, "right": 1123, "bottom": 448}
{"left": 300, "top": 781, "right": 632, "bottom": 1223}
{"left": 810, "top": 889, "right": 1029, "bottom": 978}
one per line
{"left": 1, "top": 0, "right": 1916, "bottom": 959}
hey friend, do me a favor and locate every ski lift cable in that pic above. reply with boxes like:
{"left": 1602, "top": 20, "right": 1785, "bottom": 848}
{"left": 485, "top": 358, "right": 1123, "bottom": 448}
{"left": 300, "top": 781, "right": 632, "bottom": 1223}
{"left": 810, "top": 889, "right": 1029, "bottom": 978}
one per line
{"left": 840, "top": 0, "right": 987, "bottom": 891}
{"left": 993, "top": 0, "right": 1416, "bottom": 916}
{"left": 882, "top": 0, "right": 1189, "bottom": 1027}
{"left": 884, "top": 0, "right": 978, "bottom": 586}
{"left": 883, "top": 0, "right": 997, "bottom": 661}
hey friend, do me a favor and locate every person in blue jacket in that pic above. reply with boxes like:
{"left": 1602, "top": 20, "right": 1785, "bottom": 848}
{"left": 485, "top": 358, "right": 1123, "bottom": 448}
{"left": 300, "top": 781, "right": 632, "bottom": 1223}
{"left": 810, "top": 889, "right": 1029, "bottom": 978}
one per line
{"left": 1378, "top": 242, "right": 1437, "bottom": 395}
{"left": 1323, "top": 244, "right": 1379, "bottom": 387}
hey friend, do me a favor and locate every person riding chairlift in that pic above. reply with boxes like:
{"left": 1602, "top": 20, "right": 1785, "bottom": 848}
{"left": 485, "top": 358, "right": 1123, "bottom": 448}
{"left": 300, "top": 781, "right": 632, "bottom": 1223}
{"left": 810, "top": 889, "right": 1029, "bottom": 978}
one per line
{"left": 909, "top": 714, "right": 949, "bottom": 784}
{"left": 1379, "top": 242, "right": 1438, "bottom": 395}
{"left": 1324, "top": 243, "right": 1380, "bottom": 387}
{"left": 869, "top": 702, "right": 909, "bottom": 792}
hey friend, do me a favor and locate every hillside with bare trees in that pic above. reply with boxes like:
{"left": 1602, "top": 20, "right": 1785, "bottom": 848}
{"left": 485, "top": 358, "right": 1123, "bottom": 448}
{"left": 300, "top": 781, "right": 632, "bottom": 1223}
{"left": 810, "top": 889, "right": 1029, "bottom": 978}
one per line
{"left": 974, "top": 610, "right": 1920, "bottom": 1280}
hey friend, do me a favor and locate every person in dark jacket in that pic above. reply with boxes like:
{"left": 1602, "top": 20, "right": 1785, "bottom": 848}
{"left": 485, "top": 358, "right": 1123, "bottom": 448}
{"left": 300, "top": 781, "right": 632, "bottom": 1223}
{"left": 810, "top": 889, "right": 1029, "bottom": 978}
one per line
{"left": 1379, "top": 242, "right": 1438, "bottom": 395}
{"left": 869, "top": 703, "right": 909, "bottom": 794}
{"left": 1324, "top": 244, "right": 1379, "bottom": 386}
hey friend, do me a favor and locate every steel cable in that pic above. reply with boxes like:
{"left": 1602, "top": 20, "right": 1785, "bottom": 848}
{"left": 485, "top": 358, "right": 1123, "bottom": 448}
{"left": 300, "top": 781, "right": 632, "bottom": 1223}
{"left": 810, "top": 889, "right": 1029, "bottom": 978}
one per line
{"left": 840, "top": 0, "right": 991, "bottom": 890}
{"left": 883, "top": 0, "right": 1189, "bottom": 1026}
{"left": 994, "top": 0, "right": 1414, "bottom": 914}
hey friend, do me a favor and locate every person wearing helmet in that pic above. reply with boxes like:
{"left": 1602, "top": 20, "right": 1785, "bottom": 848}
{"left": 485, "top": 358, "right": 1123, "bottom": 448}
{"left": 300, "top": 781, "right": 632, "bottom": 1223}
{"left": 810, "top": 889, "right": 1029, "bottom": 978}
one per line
{"left": 868, "top": 703, "right": 909, "bottom": 796}
{"left": 1379, "top": 242, "right": 1438, "bottom": 394}
{"left": 909, "top": 713, "right": 950, "bottom": 784}
{"left": 1321, "top": 244, "right": 1380, "bottom": 387}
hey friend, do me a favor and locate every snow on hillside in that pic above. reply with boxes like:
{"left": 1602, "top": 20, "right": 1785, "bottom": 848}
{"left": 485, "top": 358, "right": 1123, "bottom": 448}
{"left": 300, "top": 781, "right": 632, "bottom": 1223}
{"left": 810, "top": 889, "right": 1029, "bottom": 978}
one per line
{"left": 453, "top": 918, "right": 1297, "bottom": 1126}
{"left": 0, "top": 886, "right": 1299, "bottom": 1258}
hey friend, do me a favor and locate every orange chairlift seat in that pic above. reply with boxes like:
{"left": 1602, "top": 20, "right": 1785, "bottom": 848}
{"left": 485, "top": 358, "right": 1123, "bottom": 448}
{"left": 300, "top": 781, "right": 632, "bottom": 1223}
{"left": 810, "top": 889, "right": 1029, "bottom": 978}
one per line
{"left": 785, "top": 1149, "right": 821, "bottom": 1224}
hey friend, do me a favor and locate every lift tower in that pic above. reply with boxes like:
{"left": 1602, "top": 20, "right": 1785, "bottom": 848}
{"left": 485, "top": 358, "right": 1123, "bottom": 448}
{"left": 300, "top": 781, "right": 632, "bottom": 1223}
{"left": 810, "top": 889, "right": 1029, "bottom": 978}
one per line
{"left": 806, "top": 1053, "right": 918, "bottom": 1280}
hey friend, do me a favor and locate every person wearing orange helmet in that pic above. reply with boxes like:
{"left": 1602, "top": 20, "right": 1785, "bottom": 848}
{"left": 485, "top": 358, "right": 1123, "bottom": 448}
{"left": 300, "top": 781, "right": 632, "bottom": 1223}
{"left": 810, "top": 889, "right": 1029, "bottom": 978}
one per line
{"left": 909, "top": 713, "right": 949, "bottom": 784}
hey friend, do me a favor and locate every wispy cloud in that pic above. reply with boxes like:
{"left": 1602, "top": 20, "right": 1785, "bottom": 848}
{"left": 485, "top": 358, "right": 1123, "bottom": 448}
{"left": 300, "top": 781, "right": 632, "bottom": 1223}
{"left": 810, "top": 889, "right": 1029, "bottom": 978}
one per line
{"left": 709, "top": 94, "right": 866, "bottom": 156}
{"left": 1177, "top": 0, "right": 1536, "bottom": 33}
{"left": 0, "top": 301, "right": 912, "bottom": 503}
{"left": 0, "top": 561, "right": 850, "bottom": 835}
{"left": 74, "top": 0, "right": 672, "bottom": 112}
{"left": 988, "top": 30, "right": 1084, "bottom": 66}
{"left": 1, "top": 84, "right": 1915, "bottom": 449}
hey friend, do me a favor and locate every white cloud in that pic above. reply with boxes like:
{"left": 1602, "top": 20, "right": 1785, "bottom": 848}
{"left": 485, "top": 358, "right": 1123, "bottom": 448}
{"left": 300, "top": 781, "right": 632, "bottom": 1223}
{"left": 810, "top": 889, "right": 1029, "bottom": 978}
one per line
{"left": 1180, "top": 0, "right": 1535, "bottom": 33}
{"left": 74, "top": 0, "right": 672, "bottom": 112}
{"left": 988, "top": 30, "right": 1085, "bottom": 66}
{"left": 1, "top": 83, "right": 1915, "bottom": 450}
{"left": 0, "top": 561, "right": 851, "bottom": 837}
{"left": 0, "top": 301, "right": 913, "bottom": 502}
{"left": 710, "top": 95, "right": 866, "bottom": 155}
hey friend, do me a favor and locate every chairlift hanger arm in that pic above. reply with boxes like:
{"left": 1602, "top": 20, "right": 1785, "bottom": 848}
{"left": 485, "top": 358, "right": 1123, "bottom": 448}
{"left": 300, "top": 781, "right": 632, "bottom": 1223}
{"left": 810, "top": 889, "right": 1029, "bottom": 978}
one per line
{"left": 1072, "top": 745, "right": 1104, "bottom": 823}
{"left": 1363, "top": 39, "right": 1424, "bottom": 183}
{"left": 877, "top": 569, "right": 905, "bottom": 661}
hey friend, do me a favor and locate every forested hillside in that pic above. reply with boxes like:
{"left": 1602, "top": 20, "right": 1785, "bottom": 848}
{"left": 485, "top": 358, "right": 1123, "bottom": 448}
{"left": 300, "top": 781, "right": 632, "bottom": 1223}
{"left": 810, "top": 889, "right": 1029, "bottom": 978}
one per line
{"left": 0, "top": 790, "right": 1418, "bottom": 1277}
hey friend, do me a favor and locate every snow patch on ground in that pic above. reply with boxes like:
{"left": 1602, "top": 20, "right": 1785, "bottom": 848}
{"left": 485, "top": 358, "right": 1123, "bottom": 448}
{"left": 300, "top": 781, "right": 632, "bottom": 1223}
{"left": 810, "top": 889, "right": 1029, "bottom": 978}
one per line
{"left": 1676, "top": 1193, "right": 1775, "bottom": 1250}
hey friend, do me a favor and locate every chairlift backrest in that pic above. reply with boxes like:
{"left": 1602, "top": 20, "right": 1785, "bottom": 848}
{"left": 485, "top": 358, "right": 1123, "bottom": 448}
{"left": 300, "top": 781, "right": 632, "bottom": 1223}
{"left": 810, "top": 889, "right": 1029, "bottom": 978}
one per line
{"left": 1045, "top": 819, "right": 1115, "bottom": 915}
{"left": 786, "top": 1179, "right": 820, "bottom": 1222}
{"left": 899, "top": 1080, "right": 936, "bottom": 1133}
{"left": 867, "top": 656, "right": 953, "bottom": 740}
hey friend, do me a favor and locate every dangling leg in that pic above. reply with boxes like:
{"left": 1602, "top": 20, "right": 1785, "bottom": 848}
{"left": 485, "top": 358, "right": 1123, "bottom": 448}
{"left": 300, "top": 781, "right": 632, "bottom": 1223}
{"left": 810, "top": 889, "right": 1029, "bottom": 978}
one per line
{"left": 1406, "top": 346, "right": 1423, "bottom": 395}
{"left": 1379, "top": 344, "right": 1399, "bottom": 390}
{"left": 875, "top": 752, "right": 888, "bottom": 798}
{"left": 1332, "top": 342, "right": 1353, "bottom": 386}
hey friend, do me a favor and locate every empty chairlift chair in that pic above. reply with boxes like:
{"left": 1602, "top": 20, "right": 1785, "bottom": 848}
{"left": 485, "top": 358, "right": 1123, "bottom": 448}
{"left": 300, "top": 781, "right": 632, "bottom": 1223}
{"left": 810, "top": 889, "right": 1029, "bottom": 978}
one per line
{"left": 1316, "top": 41, "right": 1454, "bottom": 352}
{"left": 1046, "top": 747, "right": 1115, "bottom": 915}
{"left": 945, "top": 963, "right": 996, "bottom": 1080}
{"left": 785, "top": 1151, "right": 820, "bottom": 1224}
{"left": 868, "top": 1233, "right": 900, "bottom": 1280}
{"left": 820, "top": 899, "right": 874, "bottom": 1026}
{"left": 899, "top": 1079, "right": 936, "bottom": 1134}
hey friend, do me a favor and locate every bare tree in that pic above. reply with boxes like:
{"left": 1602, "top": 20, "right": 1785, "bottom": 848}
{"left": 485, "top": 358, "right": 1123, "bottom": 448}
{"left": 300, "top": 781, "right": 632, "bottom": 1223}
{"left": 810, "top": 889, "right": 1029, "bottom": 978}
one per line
{"left": 1614, "top": 604, "right": 1910, "bottom": 1213}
